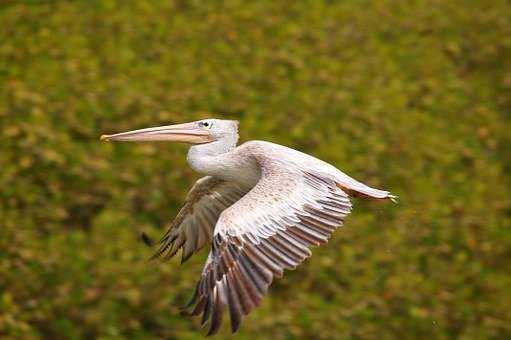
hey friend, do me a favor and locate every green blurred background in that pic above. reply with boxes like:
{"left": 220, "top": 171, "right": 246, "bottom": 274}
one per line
{"left": 1, "top": 1, "right": 510, "bottom": 339}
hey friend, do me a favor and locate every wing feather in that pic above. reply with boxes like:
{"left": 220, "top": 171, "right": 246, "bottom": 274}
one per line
{"left": 185, "top": 168, "right": 353, "bottom": 335}
{"left": 152, "top": 176, "right": 249, "bottom": 262}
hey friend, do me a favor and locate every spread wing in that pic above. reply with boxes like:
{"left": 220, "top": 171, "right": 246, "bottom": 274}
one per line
{"left": 184, "top": 168, "right": 353, "bottom": 335}
{"left": 151, "top": 176, "right": 249, "bottom": 263}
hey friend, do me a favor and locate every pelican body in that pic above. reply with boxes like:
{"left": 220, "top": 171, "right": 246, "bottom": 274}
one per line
{"left": 102, "top": 119, "right": 396, "bottom": 335}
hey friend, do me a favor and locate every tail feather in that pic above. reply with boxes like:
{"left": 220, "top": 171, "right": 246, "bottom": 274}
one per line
{"left": 334, "top": 173, "right": 396, "bottom": 202}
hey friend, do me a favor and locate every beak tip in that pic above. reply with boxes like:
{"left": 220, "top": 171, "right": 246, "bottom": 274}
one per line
{"left": 100, "top": 135, "right": 109, "bottom": 141}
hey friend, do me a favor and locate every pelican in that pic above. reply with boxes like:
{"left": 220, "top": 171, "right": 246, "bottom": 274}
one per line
{"left": 101, "top": 119, "right": 397, "bottom": 335}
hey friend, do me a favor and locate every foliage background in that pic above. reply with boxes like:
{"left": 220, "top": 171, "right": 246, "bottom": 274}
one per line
{"left": 1, "top": 0, "right": 510, "bottom": 339}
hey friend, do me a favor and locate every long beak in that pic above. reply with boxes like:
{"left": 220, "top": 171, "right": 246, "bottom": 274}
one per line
{"left": 100, "top": 122, "right": 214, "bottom": 144}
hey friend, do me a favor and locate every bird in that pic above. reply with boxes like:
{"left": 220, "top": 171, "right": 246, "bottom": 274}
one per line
{"left": 101, "top": 118, "right": 397, "bottom": 336}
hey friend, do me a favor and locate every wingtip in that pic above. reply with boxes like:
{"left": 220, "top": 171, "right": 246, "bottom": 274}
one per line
{"left": 140, "top": 232, "right": 154, "bottom": 247}
{"left": 147, "top": 246, "right": 164, "bottom": 262}
{"left": 179, "top": 308, "right": 192, "bottom": 316}
{"left": 206, "top": 327, "right": 217, "bottom": 337}
{"left": 181, "top": 250, "right": 194, "bottom": 264}
{"left": 147, "top": 253, "right": 160, "bottom": 263}
{"left": 231, "top": 320, "right": 241, "bottom": 334}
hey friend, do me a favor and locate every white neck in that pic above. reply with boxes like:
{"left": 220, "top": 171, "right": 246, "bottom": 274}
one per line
{"left": 187, "top": 134, "right": 238, "bottom": 176}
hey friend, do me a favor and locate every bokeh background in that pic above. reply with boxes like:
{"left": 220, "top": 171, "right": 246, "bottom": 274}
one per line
{"left": 1, "top": 1, "right": 510, "bottom": 339}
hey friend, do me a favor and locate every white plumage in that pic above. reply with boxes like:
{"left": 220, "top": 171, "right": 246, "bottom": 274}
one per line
{"left": 101, "top": 118, "right": 397, "bottom": 335}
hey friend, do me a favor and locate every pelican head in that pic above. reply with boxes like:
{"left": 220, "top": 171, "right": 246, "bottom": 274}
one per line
{"left": 101, "top": 119, "right": 239, "bottom": 145}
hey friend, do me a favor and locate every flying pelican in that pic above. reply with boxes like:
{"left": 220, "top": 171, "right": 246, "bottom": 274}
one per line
{"left": 101, "top": 119, "right": 397, "bottom": 335}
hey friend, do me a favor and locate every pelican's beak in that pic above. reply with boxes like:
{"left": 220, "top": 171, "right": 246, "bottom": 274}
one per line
{"left": 100, "top": 122, "right": 214, "bottom": 144}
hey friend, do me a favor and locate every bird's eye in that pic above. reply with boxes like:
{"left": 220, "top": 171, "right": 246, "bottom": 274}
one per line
{"left": 203, "top": 122, "right": 209, "bottom": 127}
{"left": 199, "top": 121, "right": 212, "bottom": 129}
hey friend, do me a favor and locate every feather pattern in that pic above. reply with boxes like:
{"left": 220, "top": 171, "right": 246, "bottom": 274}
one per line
{"left": 184, "top": 164, "right": 353, "bottom": 335}
{"left": 151, "top": 176, "right": 249, "bottom": 262}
